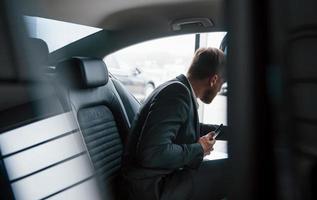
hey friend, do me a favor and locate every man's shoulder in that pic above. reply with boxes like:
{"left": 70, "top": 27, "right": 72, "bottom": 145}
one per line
{"left": 157, "top": 79, "right": 190, "bottom": 96}
{"left": 142, "top": 75, "right": 192, "bottom": 106}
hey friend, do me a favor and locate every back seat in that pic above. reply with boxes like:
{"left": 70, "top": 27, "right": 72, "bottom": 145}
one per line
{"left": 55, "top": 57, "right": 136, "bottom": 199}
{"left": 0, "top": 38, "right": 140, "bottom": 200}
{"left": 0, "top": 39, "right": 107, "bottom": 200}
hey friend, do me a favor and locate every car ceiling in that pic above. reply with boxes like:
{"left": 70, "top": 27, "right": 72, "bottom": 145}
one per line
{"left": 21, "top": 0, "right": 224, "bottom": 30}
{"left": 19, "top": 0, "right": 226, "bottom": 64}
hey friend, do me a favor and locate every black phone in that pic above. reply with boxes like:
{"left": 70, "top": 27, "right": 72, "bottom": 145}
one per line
{"left": 212, "top": 124, "right": 223, "bottom": 139}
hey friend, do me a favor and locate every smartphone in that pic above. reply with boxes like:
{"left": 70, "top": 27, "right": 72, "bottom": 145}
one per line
{"left": 212, "top": 124, "right": 223, "bottom": 139}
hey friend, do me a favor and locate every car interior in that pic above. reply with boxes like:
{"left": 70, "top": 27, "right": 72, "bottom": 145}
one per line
{"left": 1, "top": 0, "right": 317, "bottom": 200}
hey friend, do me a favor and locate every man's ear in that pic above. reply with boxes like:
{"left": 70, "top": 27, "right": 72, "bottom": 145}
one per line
{"left": 209, "top": 74, "right": 218, "bottom": 87}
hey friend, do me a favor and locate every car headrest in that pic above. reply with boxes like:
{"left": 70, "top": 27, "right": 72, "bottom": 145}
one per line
{"left": 56, "top": 57, "right": 109, "bottom": 89}
{"left": 28, "top": 38, "right": 49, "bottom": 66}
{"left": 17, "top": 38, "right": 49, "bottom": 81}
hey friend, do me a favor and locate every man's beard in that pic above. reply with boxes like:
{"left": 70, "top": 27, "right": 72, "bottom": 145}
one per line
{"left": 200, "top": 88, "right": 217, "bottom": 104}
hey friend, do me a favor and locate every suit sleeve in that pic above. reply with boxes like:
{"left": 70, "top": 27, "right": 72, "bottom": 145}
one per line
{"left": 136, "top": 83, "right": 204, "bottom": 169}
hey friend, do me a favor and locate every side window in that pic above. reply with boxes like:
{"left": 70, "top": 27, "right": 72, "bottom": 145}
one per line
{"left": 24, "top": 16, "right": 101, "bottom": 52}
{"left": 104, "top": 34, "right": 196, "bottom": 102}
{"left": 200, "top": 32, "right": 228, "bottom": 160}
{"left": 105, "top": 32, "right": 227, "bottom": 126}
{"left": 199, "top": 32, "right": 227, "bottom": 126}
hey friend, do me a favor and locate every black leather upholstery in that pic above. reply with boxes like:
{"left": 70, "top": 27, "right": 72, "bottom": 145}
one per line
{"left": 56, "top": 57, "right": 108, "bottom": 89}
{"left": 111, "top": 78, "right": 140, "bottom": 125}
{"left": 78, "top": 106, "right": 123, "bottom": 180}
{"left": 275, "top": 1, "right": 317, "bottom": 198}
{"left": 56, "top": 57, "right": 131, "bottom": 199}
{"left": 78, "top": 106, "right": 123, "bottom": 198}
{"left": 28, "top": 38, "right": 49, "bottom": 66}
{"left": 286, "top": 30, "right": 317, "bottom": 199}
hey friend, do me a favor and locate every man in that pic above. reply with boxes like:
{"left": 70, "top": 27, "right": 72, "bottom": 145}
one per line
{"left": 122, "top": 47, "right": 227, "bottom": 200}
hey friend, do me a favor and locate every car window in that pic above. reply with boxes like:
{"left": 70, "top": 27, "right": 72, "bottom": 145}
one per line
{"left": 104, "top": 34, "right": 196, "bottom": 102}
{"left": 24, "top": 16, "right": 101, "bottom": 52}
{"left": 104, "top": 32, "right": 227, "bottom": 160}
{"left": 199, "top": 32, "right": 227, "bottom": 126}
{"left": 200, "top": 32, "right": 228, "bottom": 160}
{"left": 105, "top": 32, "right": 227, "bottom": 123}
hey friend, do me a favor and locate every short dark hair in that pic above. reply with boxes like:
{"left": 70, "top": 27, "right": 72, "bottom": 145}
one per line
{"left": 187, "top": 47, "right": 226, "bottom": 80}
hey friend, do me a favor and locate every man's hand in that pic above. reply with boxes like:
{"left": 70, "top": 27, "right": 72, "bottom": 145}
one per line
{"left": 198, "top": 132, "right": 216, "bottom": 156}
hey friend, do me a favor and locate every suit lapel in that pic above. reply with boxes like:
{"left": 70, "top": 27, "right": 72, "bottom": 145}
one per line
{"left": 176, "top": 75, "right": 200, "bottom": 138}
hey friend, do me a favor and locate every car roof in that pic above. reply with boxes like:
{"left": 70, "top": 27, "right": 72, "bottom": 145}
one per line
{"left": 20, "top": 0, "right": 226, "bottom": 65}
{"left": 22, "top": 0, "right": 225, "bottom": 30}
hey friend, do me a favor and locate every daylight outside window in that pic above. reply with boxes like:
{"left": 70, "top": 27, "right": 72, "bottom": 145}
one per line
{"left": 105, "top": 32, "right": 227, "bottom": 125}
{"left": 24, "top": 16, "right": 101, "bottom": 52}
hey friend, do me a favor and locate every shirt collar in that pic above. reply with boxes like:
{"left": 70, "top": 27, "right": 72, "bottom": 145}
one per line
{"left": 184, "top": 75, "right": 199, "bottom": 109}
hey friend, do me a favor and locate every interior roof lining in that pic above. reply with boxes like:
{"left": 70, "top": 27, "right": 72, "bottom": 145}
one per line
{"left": 21, "top": 0, "right": 224, "bottom": 29}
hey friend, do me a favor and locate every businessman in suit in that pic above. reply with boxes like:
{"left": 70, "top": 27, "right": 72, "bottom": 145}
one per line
{"left": 122, "top": 47, "right": 227, "bottom": 200}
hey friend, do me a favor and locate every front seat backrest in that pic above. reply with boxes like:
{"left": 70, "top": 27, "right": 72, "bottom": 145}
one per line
{"left": 110, "top": 77, "right": 140, "bottom": 125}
{"left": 56, "top": 57, "right": 130, "bottom": 199}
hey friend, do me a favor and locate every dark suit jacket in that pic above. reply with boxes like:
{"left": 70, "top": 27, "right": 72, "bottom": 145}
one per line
{"left": 122, "top": 74, "right": 220, "bottom": 199}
